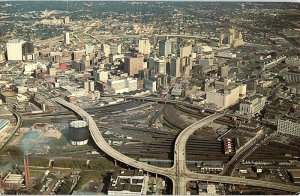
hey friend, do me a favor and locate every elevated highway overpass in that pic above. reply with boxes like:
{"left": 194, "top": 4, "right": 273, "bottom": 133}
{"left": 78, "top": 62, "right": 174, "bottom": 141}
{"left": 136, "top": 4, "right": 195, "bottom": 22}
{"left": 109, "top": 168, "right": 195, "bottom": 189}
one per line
{"left": 53, "top": 97, "right": 300, "bottom": 194}
{"left": 172, "top": 113, "right": 224, "bottom": 195}
{"left": 53, "top": 98, "right": 175, "bottom": 178}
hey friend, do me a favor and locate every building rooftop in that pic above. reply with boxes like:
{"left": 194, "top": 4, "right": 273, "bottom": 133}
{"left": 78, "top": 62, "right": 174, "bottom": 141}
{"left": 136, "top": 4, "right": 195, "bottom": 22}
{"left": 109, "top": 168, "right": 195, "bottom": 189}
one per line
{"left": 3, "top": 173, "right": 24, "bottom": 184}
{"left": 109, "top": 183, "right": 142, "bottom": 193}
{"left": 7, "top": 39, "right": 23, "bottom": 44}
{"left": 1, "top": 91, "right": 16, "bottom": 97}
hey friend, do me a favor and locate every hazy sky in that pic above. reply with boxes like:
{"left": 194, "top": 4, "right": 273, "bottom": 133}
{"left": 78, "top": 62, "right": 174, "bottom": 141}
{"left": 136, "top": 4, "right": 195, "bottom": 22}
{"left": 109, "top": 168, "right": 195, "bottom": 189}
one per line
{"left": 0, "top": 0, "right": 299, "bottom": 2}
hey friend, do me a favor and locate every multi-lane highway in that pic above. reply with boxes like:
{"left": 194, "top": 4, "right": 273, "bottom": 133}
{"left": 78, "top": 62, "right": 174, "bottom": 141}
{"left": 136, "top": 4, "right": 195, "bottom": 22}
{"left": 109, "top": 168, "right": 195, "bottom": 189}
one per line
{"left": 54, "top": 97, "right": 300, "bottom": 194}
{"left": 0, "top": 107, "right": 22, "bottom": 151}
{"left": 221, "top": 129, "right": 266, "bottom": 176}
{"left": 172, "top": 113, "right": 224, "bottom": 194}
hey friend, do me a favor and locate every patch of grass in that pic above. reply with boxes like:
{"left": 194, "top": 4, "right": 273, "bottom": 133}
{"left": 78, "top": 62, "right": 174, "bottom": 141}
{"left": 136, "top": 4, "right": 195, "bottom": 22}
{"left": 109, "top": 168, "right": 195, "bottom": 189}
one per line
{"left": 49, "top": 138, "right": 92, "bottom": 154}
{"left": 58, "top": 179, "right": 72, "bottom": 194}
{"left": 53, "top": 159, "right": 87, "bottom": 169}
{"left": 28, "top": 157, "right": 49, "bottom": 167}
{"left": 29, "top": 170, "right": 45, "bottom": 178}
{"left": 88, "top": 159, "right": 116, "bottom": 170}
{"left": 52, "top": 137, "right": 68, "bottom": 147}
{"left": 0, "top": 145, "right": 23, "bottom": 156}
{"left": 52, "top": 158, "right": 116, "bottom": 170}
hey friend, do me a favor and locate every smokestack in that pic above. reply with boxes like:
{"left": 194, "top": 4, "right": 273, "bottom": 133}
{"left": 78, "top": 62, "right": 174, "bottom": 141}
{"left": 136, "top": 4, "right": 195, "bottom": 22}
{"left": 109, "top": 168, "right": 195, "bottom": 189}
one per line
{"left": 24, "top": 155, "right": 30, "bottom": 192}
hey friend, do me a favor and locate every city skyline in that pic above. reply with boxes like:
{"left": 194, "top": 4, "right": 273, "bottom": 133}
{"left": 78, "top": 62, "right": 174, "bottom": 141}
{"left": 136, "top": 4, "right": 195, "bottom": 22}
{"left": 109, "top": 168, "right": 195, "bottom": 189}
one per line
{"left": 0, "top": 1, "right": 299, "bottom": 195}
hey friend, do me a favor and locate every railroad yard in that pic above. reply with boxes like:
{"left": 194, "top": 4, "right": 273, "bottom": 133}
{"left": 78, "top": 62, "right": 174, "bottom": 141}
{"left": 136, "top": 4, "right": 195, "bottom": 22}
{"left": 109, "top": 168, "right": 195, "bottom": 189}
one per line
{"left": 1, "top": 99, "right": 300, "bottom": 195}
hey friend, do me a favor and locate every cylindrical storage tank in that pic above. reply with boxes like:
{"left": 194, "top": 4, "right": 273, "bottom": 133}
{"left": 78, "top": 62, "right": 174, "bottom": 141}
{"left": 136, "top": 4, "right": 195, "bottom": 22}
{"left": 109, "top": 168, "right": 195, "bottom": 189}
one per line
{"left": 69, "top": 120, "right": 90, "bottom": 146}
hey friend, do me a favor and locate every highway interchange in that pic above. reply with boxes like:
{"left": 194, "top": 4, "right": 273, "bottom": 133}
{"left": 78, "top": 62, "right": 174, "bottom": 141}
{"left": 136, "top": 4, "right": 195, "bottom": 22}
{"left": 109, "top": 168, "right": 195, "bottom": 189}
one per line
{"left": 54, "top": 97, "right": 300, "bottom": 194}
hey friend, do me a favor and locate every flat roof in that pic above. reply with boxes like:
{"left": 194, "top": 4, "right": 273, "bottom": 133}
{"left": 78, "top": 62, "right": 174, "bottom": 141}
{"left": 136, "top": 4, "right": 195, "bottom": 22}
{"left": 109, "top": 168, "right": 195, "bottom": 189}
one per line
{"left": 1, "top": 91, "right": 16, "bottom": 97}
{"left": 290, "top": 170, "right": 300, "bottom": 179}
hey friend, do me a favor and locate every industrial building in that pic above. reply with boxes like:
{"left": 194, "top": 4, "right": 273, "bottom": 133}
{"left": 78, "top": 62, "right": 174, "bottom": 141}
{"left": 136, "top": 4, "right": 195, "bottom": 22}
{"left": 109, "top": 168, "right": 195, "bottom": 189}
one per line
{"left": 108, "top": 170, "right": 149, "bottom": 195}
{"left": 1, "top": 172, "right": 24, "bottom": 190}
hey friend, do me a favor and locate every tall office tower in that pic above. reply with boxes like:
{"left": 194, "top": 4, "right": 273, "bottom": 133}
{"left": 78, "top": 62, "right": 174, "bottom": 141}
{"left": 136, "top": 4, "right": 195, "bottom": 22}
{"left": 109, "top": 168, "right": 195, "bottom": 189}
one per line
{"left": 144, "top": 79, "right": 157, "bottom": 93}
{"left": 93, "top": 67, "right": 108, "bottom": 83}
{"left": 97, "top": 70, "right": 109, "bottom": 83}
{"left": 218, "top": 65, "right": 229, "bottom": 78}
{"left": 22, "top": 41, "right": 36, "bottom": 61}
{"left": 180, "top": 45, "right": 192, "bottom": 58}
{"left": 101, "top": 44, "right": 111, "bottom": 57}
{"left": 6, "top": 39, "right": 26, "bottom": 61}
{"left": 85, "top": 44, "right": 95, "bottom": 54}
{"left": 64, "top": 32, "right": 70, "bottom": 45}
{"left": 176, "top": 22, "right": 180, "bottom": 56}
{"left": 64, "top": 16, "right": 70, "bottom": 24}
{"left": 159, "top": 39, "right": 172, "bottom": 57}
{"left": 219, "top": 28, "right": 244, "bottom": 47}
{"left": 138, "top": 38, "right": 151, "bottom": 55}
{"left": 110, "top": 44, "right": 122, "bottom": 55}
{"left": 124, "top": 54, "right": 144, "bottom": 76}
{"left": 155, "top": 59, "right": 167, "bottom": 75}
{"left": 170, "top": 57, "right": 181, "bottom": 78}
{"left": 138, "top": 68, "right": 149, "bottom": 79}
{"left": 148, "top": 57, "right": 157, "bottom": 71}
{"left": 89, "top": 80, "right": 95, "bottom": 92}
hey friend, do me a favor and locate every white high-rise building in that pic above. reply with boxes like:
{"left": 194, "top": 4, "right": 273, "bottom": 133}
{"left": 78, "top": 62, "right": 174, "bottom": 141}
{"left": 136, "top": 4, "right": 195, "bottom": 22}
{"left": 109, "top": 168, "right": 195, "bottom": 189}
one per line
{"left": 84, "top": 81, "right": 89, "bottom": 93}
{"left": 155, "top": 59, "right": 167, "bottom": 75}
{"left": 6, "top": 39, "right": 26, "bottom": 61}
{"left": 98, "top": 70, "right": 109, "bottom": 83}
{"left": 85, "top": 44, "right": 95, "bottom": 54}
{"left": 138, "top": 38, "right": 150, "bottom": 55}
{"left": 110, "top": 44, "right": 122, "bottom": 55}
{"left": 102, "top": 44, "right": 110, "bottom": 57}
{"left": 64, "top": 32, "right": 70, "bottom": 45}
{"left": 64, "top": 16, "right": 70, "bottom": 24}
{"left": 89, "top": 81, "right": 95, "bottom": 92}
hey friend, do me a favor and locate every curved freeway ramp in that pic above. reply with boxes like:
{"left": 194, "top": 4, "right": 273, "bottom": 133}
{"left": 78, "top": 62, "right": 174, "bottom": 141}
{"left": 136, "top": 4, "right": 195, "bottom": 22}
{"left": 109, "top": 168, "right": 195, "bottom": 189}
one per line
{"left": 54, "top": 98, "right": 300, "bottom": 195}
{"left": 172, "top": 112, "right": 300, "bottom": 194}
{"left": 0, "top": 108, "right": 22, "bottom": 151}
{"left": 53, "top": 98, "right": 174, "bottom": 178}
{"left": 172, "top": 113, "right": 224, "bottom": 195}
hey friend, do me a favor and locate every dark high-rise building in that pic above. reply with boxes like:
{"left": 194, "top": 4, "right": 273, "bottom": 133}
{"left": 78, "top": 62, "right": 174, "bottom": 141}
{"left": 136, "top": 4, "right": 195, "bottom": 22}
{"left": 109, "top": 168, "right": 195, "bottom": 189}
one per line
{"left": 124, "top": 54, "right": 144, "bottom": 76}
{"left": 159, "top": 39, "right": 172, "bottom": 57}
{"left": 22, "top": 42, "right": 35, "bottom": 61}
